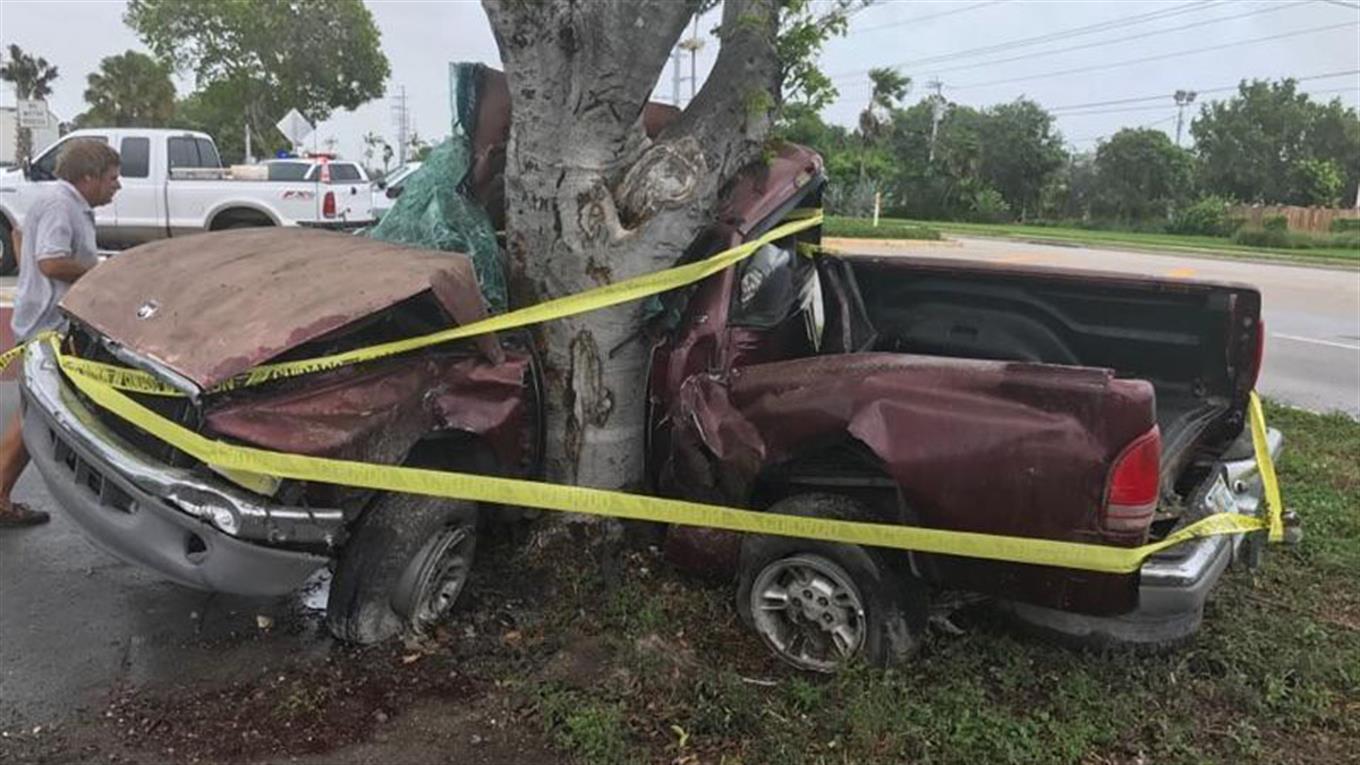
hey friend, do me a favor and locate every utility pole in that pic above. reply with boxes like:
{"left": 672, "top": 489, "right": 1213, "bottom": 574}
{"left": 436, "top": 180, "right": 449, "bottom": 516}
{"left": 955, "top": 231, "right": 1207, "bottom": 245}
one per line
{"left": 677, "top": 15, "right": 705, "bottom": 104}
{"left": 670, "top": 48, "right": 683, "bottom": 106}
{"left": 927, "top": 78, "right": 945, "bottom": 163}
{"left": 1174, "top": 89, "right": 1197, "bottom": 147}
{"left": 391, "top": 85, "right": 410, "bottom": 165}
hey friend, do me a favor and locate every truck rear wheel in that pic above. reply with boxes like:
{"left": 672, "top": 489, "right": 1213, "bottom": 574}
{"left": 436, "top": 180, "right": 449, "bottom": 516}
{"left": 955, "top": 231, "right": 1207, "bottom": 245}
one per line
{"left": 326, "top": 492, "right": 479, "bottom": 644}
{"left": 736, "top": 493, "right": 927, "bottom": 672}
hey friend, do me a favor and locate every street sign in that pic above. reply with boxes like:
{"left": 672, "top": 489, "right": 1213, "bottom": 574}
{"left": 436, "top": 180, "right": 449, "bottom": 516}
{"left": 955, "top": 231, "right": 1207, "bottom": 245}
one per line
{"left": 17, "top": 99, "right": 48, "bottom": 129}
{"left": 274, "top": 108, "right": 314, "bottom": 146}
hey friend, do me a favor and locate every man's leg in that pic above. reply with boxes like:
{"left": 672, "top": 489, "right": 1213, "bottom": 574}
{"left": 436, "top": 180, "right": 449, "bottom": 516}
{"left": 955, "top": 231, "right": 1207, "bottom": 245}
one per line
{"left": 0, "top": 408, "right": 48, "bottom": 525}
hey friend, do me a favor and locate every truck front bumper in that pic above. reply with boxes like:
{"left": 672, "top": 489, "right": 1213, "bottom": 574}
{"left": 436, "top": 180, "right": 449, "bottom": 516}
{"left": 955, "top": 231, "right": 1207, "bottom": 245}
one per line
{"left": 1005, "top": 427, "right": 1285, "bottom": 646}
{"left": 20, "top": 341, "right": 333, "bottom": 597}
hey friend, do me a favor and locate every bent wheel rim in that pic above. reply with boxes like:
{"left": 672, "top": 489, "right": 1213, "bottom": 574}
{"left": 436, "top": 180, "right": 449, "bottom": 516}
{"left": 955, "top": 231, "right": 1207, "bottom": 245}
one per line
{"left": 749, "top": 554, "right": 867, "bottom": 672}
{"left": 408, "top": 524, "right": 474, "bottom": 632}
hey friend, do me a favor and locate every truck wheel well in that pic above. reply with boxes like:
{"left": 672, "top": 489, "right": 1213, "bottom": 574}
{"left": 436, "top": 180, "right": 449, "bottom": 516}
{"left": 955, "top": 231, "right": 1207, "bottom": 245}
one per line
{"left": 404, "top": 431, "right": 534, "bottom": 528}
{"left": 209, "top": 208, "right": 275, "bottom": 231}
{"left": 750, "top": 439, "right": 907, "bottom": 525}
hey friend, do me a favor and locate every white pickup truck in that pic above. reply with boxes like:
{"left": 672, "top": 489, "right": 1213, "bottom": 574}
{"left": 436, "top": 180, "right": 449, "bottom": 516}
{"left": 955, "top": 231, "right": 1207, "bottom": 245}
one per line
{"left": 0, "top": 128, "right": 374, "bottom": 275}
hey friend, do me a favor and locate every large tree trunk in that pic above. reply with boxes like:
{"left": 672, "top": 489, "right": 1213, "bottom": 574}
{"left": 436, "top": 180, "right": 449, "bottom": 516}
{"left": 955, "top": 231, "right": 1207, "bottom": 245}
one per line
{"left": 483, "top": 0, "right": 779, "bottom": 494}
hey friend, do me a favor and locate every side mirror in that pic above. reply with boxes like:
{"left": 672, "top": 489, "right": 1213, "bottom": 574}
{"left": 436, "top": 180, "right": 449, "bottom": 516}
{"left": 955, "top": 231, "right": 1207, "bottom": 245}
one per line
{"left": 386, "top": 186, "right": 403, "bottom": 200}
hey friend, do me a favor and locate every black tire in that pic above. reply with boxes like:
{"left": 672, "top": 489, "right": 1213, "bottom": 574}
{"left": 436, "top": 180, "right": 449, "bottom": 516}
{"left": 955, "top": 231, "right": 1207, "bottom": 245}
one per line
{"left": 737, "top": 493, "right": 927, "bottom": 672}
{"left": 326, "top": 492, "right": 479, "bottom": 645}
{"left": 0, "top": 219, "right": 16, "bottom": 276}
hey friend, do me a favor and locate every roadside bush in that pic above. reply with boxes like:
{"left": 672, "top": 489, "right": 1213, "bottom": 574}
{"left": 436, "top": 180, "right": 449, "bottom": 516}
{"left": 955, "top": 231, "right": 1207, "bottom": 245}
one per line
{"left": 1263, "top": 215, "right": 1289, "bottom": 232}
{"left": 1330, "top": 232, "right": 1360, "bottom": 250}
{"left": 1329, "top": 217, "right": 1360, "bottom": 233}
{"left": 1233, "top": 228, "right": 1294, "bottom": 248}
{"left": 966, "top": 188, "right": 1012, "bottom": 223}
{"left": 1168, "top": 196, "right": 1243, "bottom": 237}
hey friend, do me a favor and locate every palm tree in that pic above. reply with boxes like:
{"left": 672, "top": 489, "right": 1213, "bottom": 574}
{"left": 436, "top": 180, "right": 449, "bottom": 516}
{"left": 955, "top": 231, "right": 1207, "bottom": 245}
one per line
{"left": 1, "top": 44, "right": 60, "bottom": 161}
{"left": 854, "top": 67, "right": 910, "bottom": 215}
{"left": 78, "top": 51, "right": 175, "bottom": 128}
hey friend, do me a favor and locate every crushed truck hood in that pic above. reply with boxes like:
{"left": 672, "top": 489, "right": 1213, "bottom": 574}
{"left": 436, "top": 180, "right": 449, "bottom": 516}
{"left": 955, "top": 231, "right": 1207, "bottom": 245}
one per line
{"left": 60, "top": 228, "right": 487, "bottom": 389}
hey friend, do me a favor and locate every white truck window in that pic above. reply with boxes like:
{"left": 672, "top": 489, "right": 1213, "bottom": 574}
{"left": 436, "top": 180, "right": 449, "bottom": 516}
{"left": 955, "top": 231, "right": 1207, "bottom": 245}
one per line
{"left": 120, "top": 137, "right": 150, "bottom": 179}
{"left": 268, "top": 162, "right": 311, "bottom": 181}
{"left": 167, "top": 136, "right": 218, "bottom": 169}
{"left": 329, "top": 163, "right": 362, "bottom": 182}
{"left": 30, "top": 135, "right": 108, "bottom": 181}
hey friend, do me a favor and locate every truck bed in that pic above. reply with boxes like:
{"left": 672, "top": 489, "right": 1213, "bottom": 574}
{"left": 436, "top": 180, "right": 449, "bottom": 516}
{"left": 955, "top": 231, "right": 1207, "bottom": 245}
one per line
{"left": 841, "top": 255, "right": 1262, "bottom": 503}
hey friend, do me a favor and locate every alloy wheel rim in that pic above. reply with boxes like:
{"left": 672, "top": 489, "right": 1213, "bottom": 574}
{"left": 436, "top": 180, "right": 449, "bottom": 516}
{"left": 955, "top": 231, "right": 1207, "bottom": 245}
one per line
{"left": 749, "top": 554, "right": 866, "bottom": 672}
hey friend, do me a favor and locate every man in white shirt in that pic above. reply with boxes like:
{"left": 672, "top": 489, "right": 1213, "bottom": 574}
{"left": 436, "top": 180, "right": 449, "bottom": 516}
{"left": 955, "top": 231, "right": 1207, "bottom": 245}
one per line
{"left": 0, "top": 139, "right": 120, "bottom": 526}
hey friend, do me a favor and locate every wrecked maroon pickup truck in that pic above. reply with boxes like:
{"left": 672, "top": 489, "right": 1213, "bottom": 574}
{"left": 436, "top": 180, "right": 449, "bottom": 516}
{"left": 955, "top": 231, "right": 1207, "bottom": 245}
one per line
{"left": 21, "top": 140, "right": 1281, "bottom": 671}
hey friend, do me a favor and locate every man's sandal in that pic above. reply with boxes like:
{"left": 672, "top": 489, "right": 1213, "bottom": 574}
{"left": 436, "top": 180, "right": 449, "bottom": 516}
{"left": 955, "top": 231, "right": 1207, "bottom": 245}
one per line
{"left": 0, "top": 501, "right": 51, "bottom": 527}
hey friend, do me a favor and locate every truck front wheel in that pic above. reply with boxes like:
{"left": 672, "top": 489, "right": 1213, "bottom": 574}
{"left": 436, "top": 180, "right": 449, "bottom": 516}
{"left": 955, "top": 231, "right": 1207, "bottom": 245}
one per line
{"left": 326, "top": 492, "right": 479, "bottom": 644}
{"left": 736, "top": 493, "right": 927, "bottom": 672}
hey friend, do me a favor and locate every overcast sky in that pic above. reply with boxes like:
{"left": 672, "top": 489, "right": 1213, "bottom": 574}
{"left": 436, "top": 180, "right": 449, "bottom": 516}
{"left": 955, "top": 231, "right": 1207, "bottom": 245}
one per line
{"left": 2, "top": 0, "right": 1357, "bottom": 166}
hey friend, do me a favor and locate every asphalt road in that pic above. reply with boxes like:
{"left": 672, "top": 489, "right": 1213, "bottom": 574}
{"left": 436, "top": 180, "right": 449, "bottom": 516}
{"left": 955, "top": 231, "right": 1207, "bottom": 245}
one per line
{"left": 0, "top": 238, "right": 1356, "bottom": 736}
{"left": 824, "top": 236, "right": 1360, "bottom": 418}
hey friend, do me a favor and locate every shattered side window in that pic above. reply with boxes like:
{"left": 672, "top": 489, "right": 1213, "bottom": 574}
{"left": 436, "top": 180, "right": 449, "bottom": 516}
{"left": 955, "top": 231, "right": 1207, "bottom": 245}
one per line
{"left": 731, "top": 243, "right": 797, "bottom": 328}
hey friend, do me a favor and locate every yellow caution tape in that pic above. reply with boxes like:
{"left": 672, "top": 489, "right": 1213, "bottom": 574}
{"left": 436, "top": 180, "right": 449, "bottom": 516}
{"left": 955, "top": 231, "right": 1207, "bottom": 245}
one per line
{"left": 0, "top": 344, "right": 22, "bottom": 375}
{"left": 1248, "top": 392, "right": 1285, "bottom": 543}
{"left": 53, "top": 337, "right": 1282, "bottom": 575}
{"left": 0, "top": 330, "right": 55, "bottom": 376}
{"left": 31, "top": 212, "right": 824, "bottom": 397}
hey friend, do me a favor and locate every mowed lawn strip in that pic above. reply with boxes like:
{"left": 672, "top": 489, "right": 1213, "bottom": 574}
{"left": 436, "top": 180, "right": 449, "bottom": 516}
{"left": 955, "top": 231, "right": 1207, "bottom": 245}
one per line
{"left": 826, "top": 215, "right": 1360, "bottom": 266}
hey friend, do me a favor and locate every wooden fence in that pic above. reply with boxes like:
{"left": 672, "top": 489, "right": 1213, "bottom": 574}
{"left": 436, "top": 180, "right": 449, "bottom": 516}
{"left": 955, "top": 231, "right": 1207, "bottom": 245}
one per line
{"left": 1230, "top": 205, "right": 1360, "bottom": 233}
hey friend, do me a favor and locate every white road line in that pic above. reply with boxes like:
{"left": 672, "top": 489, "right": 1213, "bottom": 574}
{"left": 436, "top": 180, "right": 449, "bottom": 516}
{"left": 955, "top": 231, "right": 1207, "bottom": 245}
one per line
{"left": 1272, "top": 333, "right": 1360, "bottom": 352}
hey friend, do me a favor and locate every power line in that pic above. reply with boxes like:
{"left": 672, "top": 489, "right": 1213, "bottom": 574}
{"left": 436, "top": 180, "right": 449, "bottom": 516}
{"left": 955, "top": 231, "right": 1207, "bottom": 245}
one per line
{"left": 1070, "top": 114, "right": 1178, "bottom": 144}
{"left": 832, "top": 0, "right": 1220, "bottom": 80}
{"left": 1052, "top": 87, "right": 1357, "bottom": 119}
{"left": 952, "top": 20, "right": 1359, "bottom": 90}
{"left": 1045, "top": 69, "right": 1360, "bottom": 112}
{"left": 845, "top": 1, "right": 1003, "bottom": 36}
{"left": 900, "top": 1, "right": 1310, "bottom": 80}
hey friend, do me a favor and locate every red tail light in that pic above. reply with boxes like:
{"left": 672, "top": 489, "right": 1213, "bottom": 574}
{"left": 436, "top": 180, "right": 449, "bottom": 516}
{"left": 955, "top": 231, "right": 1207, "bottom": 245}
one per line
{"left": 323, "top": 191, "right": 336, "bottom": 219}
{"left": 1104, "top": 427, "right": 1160, "bottom": 533}
{"left": 1247, "top": 319, "right": 1266, "bottom": 390}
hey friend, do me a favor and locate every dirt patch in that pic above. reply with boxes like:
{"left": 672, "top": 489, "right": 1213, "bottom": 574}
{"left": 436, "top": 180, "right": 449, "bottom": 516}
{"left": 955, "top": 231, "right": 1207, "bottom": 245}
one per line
{"left": 102, "top": 644, "right": 482, "bottom": 762}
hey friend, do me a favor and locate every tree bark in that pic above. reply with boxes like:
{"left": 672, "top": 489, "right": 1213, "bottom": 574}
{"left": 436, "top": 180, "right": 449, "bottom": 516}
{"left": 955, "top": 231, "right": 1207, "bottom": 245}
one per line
{"left": 482, "top": 0, "right": 779, "bottom": 493}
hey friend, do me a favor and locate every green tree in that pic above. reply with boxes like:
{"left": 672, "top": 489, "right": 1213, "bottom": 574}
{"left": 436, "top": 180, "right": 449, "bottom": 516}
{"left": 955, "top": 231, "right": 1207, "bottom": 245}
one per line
{"left": 126, "top": 0, "right": 389, "bottom": 158}
{"left": 0, "top": 44, "right": 59, "bottom": 161}
{"left": 976, "top": 99, "right": 1066, "bottom": 219}
{"left": 77, "top": 51, "right": 175, "bottom": 128}
{"left": 172, "top": 79, "right": 268, "bottom": 163}
{"left": 1191, "top": 78, "right": 1360, "bottom": 205}
{"left": 1290, "top": 158, "right": 1343, "bottom": 207}
{"left": 1092, "top": 128, "right": 1194, "bottom": 221}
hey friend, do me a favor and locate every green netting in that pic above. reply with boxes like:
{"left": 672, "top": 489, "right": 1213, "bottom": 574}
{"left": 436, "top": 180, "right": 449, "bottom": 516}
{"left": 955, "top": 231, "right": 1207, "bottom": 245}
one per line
{"left": 366, "top": 63, "right": 507, "bottom": 314}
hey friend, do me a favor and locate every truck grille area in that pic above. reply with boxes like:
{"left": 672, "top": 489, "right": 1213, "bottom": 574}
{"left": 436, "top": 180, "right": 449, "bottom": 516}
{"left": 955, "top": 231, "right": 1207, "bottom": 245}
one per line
{"left": 48, "top": 426, "right": 138, "bottom": 514}
{"left": 63, "top": 328, "right": 203, "bottom": 470}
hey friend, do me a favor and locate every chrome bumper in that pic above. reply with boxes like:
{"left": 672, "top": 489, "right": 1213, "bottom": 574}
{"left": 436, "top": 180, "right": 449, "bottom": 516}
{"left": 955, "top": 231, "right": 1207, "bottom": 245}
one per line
{"left": 1008, "top": 427, "right": 1285, "bottom": 646}
{"left": 20, "top": 341, "right": 340, "bottom": 596}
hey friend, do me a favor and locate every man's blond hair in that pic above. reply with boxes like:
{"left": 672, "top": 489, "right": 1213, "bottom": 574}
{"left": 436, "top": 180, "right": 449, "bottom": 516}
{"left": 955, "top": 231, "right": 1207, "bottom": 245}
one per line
{"left": 55, "top": 139, "right": 120, "bottom": 183}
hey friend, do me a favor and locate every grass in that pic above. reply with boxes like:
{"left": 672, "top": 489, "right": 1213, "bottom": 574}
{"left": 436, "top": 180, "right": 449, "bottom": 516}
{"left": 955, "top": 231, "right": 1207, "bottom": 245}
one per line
{"left": 826, "top": 216, "right": 1360, "bottom": 266}
{"left": 513, "top": 400, "right": 1359, "bottom": 765}
{"left": 823, "top": 216, "right": 942, "bottom": 241}
{"left": 88, "top": 402, "right": 1358, "bottom": 765}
